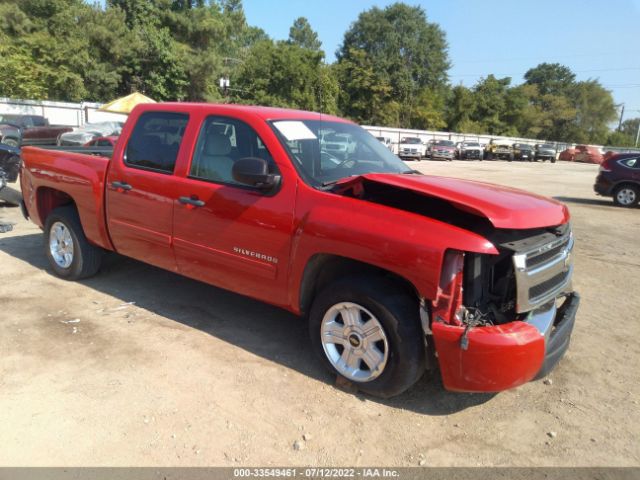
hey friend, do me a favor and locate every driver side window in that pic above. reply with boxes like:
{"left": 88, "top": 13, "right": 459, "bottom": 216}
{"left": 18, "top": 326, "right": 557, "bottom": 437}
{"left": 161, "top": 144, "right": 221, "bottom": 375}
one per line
{"left": 189, "top": 116, "right": 277, "bottom": 186}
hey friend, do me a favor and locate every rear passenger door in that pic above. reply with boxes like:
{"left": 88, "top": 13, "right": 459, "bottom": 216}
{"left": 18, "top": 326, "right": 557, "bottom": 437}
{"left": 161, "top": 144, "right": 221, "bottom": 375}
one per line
{"left": 106, "top": 111, "right": 189, "bottom": 271}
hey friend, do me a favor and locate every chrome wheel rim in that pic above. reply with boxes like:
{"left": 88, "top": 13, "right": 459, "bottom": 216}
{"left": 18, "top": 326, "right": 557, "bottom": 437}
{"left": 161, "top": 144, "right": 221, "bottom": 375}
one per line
{"left": 320, "top": 302, "right": 389, "bottom": 383}
{"left": 617, "top": 188, "right": 636, "bottom": 205}
{"left": 49, "top": 221, "right": 74, "bottom": 269}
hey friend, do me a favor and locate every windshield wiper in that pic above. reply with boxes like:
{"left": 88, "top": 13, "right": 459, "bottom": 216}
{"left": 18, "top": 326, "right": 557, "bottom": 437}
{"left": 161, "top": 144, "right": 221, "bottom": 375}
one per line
{"left": 402, "top": 169, "right": 422, "bottom": 174}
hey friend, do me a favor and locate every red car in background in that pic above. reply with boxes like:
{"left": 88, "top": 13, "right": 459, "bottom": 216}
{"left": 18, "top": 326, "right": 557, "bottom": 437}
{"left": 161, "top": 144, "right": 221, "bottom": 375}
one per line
{"left": 559, "top": 148, "right": 576, "bottom": 161}
{"left": 84, "top": 136, "right": 119, "bottom": 147}
{"left": 574, "top": 145, "right": 603, "bottom": 164}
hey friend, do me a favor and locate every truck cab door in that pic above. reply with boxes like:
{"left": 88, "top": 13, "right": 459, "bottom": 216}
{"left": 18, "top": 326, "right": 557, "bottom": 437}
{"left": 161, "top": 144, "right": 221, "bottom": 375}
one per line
{"left": 171, "top": 115, "right": 296, "bottom": 307}
{"left": 106, "top": 111, "right": 190, "bottom": 272}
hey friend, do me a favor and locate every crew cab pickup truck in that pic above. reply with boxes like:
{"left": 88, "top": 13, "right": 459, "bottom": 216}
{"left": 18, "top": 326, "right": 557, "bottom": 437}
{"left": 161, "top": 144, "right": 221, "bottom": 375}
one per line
{"left": 0, "top": 114, "right": 73, "bottom": 147}
{"left": 20, "top": 103, "right": 579, "bottom": 397}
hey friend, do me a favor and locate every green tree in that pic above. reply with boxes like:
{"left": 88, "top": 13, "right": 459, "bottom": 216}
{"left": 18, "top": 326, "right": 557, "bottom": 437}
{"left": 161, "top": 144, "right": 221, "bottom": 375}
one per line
{"left": 233, "top": 40, "right": 338, "bottom": 113}
{"left": 571, "top": 80, "right": 617, "bottom": 144}
{"left": 524, "top": 62, "right": 576, "bottom": 96}
{"left": 336, "top": 2, "right": 449, "bottom": 127}
{"left": 288, "top": 17, "right": 322, "bottom": 51}
{"left": 334, "top": 48, "right": 398, "bottom": 126}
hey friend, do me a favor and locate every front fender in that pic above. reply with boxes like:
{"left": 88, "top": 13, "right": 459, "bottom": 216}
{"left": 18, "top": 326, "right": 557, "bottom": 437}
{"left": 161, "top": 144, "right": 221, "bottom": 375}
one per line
{"left": 287, "top": 193, "right": 498, "bottom": 311}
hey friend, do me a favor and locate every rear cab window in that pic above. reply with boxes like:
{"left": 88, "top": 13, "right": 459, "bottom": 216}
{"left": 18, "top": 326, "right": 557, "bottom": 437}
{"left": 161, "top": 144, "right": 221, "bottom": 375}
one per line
{"left": 124, "top": 111, "right": 189, "bottom": 174}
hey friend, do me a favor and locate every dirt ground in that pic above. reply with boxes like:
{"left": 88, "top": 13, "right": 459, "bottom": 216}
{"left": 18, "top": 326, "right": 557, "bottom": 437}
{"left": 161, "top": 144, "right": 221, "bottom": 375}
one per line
{"left": 0, "top": 160, "right": 638, "bottom": 467}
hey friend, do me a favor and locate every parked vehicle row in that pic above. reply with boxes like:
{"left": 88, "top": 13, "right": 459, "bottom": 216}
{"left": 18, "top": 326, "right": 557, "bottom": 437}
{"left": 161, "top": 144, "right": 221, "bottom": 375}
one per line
{"left": 387, "top": 136, "right": 561, "bottom": 163}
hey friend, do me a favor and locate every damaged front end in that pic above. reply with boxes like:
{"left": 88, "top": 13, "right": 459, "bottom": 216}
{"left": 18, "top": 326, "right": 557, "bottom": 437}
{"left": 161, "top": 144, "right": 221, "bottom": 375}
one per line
{"left": 430, "top": 225, "right": 579, "bottom": 392}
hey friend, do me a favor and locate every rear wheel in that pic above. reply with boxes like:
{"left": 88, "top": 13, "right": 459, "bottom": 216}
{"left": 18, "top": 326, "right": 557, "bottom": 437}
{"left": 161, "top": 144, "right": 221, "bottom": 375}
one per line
{"left": 309, "top": 276, "right": 426, "bottom": 398}
{"left": 613, "top": 185, "right": 639, "bottom": 208}
{"left": 44, "top": 206, "right": 103, "bottom": 279}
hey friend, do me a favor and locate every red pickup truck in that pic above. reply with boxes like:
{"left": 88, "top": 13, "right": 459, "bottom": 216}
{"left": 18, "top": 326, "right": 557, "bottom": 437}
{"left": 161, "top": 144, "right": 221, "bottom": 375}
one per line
{"left": 20, "top": 103, "right": 579, "bottom": 397}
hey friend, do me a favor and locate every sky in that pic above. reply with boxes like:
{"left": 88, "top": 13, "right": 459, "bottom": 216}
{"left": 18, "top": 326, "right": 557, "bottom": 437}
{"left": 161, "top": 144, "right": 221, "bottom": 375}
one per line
{"left": 243, "top": 0, "right": 640, "bottom": 122}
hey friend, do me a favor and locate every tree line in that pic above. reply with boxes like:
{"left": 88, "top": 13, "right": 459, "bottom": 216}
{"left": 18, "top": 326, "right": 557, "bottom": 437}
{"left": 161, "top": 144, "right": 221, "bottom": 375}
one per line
{"left": 0, "top": 0, "right": 637, "bottom": 146}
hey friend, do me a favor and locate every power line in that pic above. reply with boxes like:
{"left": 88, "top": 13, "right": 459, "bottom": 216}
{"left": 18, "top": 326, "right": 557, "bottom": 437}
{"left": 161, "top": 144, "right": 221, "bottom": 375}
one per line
{"left": 454, "top": 52, "right": 639, "bottom": 64}
{"left": 449, "top": 67, "right": 640, "bottom": 78}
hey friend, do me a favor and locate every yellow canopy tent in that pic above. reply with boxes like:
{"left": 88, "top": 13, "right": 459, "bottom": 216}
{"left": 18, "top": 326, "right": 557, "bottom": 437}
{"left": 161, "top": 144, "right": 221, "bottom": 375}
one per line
{"left": 97, "top": 92, "right": 156, "bottom": 114}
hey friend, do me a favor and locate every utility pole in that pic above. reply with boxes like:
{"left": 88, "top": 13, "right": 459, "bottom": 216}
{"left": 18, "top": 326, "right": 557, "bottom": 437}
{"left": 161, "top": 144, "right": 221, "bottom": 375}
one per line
{"left": 635, "top": 120, "right": 640, "bottom": 147}
{"left": 617, "top": 103, "right": 625, "bottom": 131}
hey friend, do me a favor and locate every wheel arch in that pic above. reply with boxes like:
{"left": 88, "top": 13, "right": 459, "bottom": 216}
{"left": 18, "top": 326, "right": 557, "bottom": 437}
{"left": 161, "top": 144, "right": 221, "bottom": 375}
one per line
{"left": 36, "top": 187, "right": 77, "bottom": 226}
{"left": 613, "top": 180, "right": 640, "bottom": 192}
{"left": 298, "top": 253, "right": 420, "bottom": 316}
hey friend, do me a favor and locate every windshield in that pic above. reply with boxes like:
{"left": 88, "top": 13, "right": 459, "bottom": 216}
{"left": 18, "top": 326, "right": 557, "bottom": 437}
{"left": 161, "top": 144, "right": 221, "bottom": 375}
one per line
{"left": 435, "top": 140, "right": 454, "bottom": 146}
{"left": 272, "top": 119, "right": 409, "bottom": 187}
{"left": 401, "top": 137, "right": 422, "bottom": 144}
{"left": 540, "top": 144, "right": 554, "bottom": 149}
{"left": 464, "top": 142, "right": 479, "bottom": 147}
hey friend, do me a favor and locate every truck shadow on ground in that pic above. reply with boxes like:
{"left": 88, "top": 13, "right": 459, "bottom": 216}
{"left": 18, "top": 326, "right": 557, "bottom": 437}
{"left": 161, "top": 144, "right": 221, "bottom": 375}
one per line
{"left": 0, "top": 231, "right": 495, "bottom": 415}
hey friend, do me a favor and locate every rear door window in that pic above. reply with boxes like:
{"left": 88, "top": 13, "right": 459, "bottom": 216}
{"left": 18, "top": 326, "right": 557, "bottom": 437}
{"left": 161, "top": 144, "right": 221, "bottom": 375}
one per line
{"left": 125, "top": 112, "right": 189, "bottom": 174}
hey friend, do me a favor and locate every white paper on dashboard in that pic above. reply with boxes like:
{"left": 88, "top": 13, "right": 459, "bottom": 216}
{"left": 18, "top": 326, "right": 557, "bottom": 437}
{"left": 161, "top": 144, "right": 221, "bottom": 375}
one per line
{"left": 273, "top": 121, "right": 317, "bottom": 141}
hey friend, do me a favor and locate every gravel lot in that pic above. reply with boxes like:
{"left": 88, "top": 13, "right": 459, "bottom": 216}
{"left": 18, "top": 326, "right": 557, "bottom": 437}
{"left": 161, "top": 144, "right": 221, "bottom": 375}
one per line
{"left": 0, "top": 160, "right": 638, "bottom": 467}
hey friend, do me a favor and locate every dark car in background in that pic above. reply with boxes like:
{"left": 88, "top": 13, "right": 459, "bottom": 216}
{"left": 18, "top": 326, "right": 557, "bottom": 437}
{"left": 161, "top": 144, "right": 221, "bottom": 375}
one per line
{"left": 594, "top": 154, "right": 640, "bottom": 207}
{"left": 0, "top": 143, "right": 20, "bottom": 183}
{"left": 0, "top": 143, "right": 21, "bottom": 206}
{"left": 512, "top": 143, "right": 534, "bottom": 161}
{"left": 0, "top": 114, "right": 72, "bottom": 146}
{"left": 535, "top": 144, "right": 557, "bottom": 162}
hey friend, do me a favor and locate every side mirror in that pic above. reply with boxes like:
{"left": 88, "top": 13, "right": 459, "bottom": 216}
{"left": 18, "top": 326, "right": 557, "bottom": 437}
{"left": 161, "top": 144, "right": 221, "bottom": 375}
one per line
{"left": 232, "top": 157, "right": 280, "bottom": 191}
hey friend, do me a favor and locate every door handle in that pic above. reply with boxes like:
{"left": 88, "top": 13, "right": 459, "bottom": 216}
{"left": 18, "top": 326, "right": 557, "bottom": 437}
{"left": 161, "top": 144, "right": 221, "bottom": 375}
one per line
{"left": 111, "top": 181, "right": 132, "bottom": 191}
{"left": 179, "top": 196, "right": 205, "bottom": 207}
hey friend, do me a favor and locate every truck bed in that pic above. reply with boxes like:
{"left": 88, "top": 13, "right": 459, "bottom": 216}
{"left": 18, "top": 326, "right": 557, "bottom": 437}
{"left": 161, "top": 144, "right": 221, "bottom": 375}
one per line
{"left": 20, "top": 146, "right": 114, "bottom": 250}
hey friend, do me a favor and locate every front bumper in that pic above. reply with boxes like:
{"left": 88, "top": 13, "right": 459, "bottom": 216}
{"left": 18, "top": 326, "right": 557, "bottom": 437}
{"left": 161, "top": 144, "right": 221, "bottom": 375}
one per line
{"left": 432, "top": 292, "right": 579, "bottom": 392}
{"left": 399, "top": 152, "right": 422, "bottom": 160}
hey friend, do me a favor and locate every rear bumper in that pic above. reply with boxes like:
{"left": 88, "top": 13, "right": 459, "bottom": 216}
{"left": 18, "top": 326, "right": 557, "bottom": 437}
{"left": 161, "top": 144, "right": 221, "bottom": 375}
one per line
{"left": 432, "top": 293, "right": 579, "bottom": 392}
{"left": 593, "top": 177, "right": 613, "bottom": 196}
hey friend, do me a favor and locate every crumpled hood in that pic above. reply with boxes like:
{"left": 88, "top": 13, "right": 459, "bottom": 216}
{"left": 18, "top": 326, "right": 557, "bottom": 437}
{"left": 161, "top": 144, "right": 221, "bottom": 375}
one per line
{"left": 356, "top": 173, "right": 569, "bottom": 229}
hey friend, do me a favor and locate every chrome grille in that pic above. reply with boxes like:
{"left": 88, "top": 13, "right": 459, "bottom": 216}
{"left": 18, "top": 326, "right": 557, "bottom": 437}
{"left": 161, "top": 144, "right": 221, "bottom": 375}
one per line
{"left": 526, "top": 235, "right": 570, "bottom": 268}
{"left": 529, "top": 270, "right": 570, "bottom": 300}
{"left": 512, "top": 229, "right": 574, "bottom": 313}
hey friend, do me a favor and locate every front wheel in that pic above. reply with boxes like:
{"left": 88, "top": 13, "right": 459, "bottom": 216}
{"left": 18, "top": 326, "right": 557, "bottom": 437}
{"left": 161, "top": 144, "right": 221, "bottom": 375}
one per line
{"left": 308, "top": 276, "right": 426, "bottom": 398}
{"left": 613, "top": 185, "right": 639, "bottom": 208}
{"left": 44, "top": 206, "right": 103, "bottom": 280}
{"left": 2, "top": 138, "right": 19, "bottom": 147}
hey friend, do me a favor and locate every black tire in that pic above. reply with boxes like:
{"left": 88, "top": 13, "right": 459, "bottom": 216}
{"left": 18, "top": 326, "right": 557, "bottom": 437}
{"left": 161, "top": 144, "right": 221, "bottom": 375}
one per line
{"left": 308, "top": 275, "right": 426, "bottom": 398}
{"left": 44, "top": 206, "right": 103, "bottom": 280}
{"left": 613, "top": 184, "right": 639, "bottom": 208}
{"left": 551, "top": 158, "right": 556, "bottom": 163}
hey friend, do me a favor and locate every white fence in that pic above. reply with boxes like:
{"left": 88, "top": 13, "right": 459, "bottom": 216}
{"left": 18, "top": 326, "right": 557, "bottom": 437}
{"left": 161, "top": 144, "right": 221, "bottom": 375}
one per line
{"left": 0, "top": 97, "right": 127, "bottom": 127}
